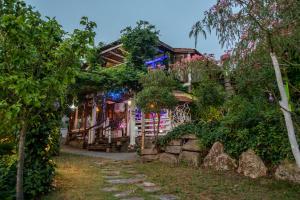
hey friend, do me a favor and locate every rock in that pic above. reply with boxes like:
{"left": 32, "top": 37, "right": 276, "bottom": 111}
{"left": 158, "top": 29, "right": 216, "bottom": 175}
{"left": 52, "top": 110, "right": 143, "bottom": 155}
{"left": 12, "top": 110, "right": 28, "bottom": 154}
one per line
{"left": 107, "top": 178, "right": 144, "bottom": 184}
{"left": 203, "top": 142, "right": 237, "bottom": 171}
{"left": 181, "top": 134, "right": 197, "bottom": 140}
{"left": 275, "top": 161, "right": 300, "bottom": 183}
{"left": 182, "top": 139, "right": 201, "bottom": 152}
{"left": 168, "top": 139, "right": 182, "bottom": 146}
{"left": 141, "top": 148, "right": 158, "bottom": 155}
{"left": 143, "top": 186, "right": 161, "bottom": 192}
{"left": 101, "top": 186, "right": 119, "bottom": 192}
{"left": 141, "top": 154, "right": 159, "bottom": 162}
{"left": 142, "top": 182, "right": 156, "bottom": 187}
{"left": 179, "top": 151, "right": 201, "bottom": 167}
{"left": 214, "top": 153, "right": 237, "bottom": 171}
{"left": 102, "top": 171, "right": 120, "bottom": 176}
{"left": 103, "top": 175, "right": 123, "bottom": 180}
{"left": 205, "top": 142, "right": 224, "bottom": 158}
{"left": 237, "top": 149, "right": 267, "bottom": 178}
{"left": 165, "top": 145, "right": 182, "bottom": 154}
{"left": 159, "top": 153, "right": 178, "bottom": 165}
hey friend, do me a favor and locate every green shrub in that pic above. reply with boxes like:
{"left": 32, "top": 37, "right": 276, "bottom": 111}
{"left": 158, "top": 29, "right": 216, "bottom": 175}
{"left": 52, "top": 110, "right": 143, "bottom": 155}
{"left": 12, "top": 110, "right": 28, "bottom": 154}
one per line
{"left": 200, "top": 97, "right": 293, "bottom": 165}
{"left": 0, "top": 155, "right": 17, "bottom": 200}
{"left": 0, "top": 113, "right": 60, "bottom": 200}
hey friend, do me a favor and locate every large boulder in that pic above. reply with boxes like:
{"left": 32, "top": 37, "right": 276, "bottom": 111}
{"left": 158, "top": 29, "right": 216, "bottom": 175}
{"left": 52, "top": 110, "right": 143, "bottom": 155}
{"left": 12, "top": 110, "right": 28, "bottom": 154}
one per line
{"left": 182, "top": 139, "right": 201, "bottom": 152}
{"left": 159, "top": 153, "right": 178, "bottom": 165}
{"left": 203, "top": 142, "right": 237, "bottom": 171}
{"left": 237, "top": 149, "right": 267, "bottom": 178}
{"left": 141, "top": 154, "right": 159, "bottom": 162}
{"left": 275, "top": 161, "right": 300, "bottom": 183}
{"left": 165, "top": 145, "right": 182, "bottom": 154}
{"left": 168, "top": 139, "right": 182, "bottom": 146}
{"left": 179, "top": 151, "right": 201, "bottom": 167}
{"left": 141, "top": 148, "right": 158, "bottom": 155}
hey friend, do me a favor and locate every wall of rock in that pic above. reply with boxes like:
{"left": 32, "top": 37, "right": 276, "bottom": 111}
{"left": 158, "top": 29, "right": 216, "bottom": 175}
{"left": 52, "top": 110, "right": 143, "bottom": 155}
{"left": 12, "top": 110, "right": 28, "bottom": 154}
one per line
{"left": 140, "top": 137, "right": 300, "bottom": 184}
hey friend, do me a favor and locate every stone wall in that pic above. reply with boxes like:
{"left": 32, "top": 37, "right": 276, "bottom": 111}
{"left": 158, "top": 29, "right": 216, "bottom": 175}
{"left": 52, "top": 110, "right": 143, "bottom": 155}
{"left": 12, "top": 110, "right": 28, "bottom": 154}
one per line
{"left": 141, "top": 134, "right": 205, "bottom": 167}
{"left": 140, "top": 137, "right": 300, "bottom": 184}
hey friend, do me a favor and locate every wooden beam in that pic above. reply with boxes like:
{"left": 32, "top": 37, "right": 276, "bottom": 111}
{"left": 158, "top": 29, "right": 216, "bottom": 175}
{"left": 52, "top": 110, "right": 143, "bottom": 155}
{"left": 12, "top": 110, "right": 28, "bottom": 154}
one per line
{"left": 107, "top": 51, "right": 125, "bottom": 59}
{"left": 100, "top": 44, "right": 123, "bottom": 55}
{"left": 102, "top": 56, "right": 123, "bottom": 64}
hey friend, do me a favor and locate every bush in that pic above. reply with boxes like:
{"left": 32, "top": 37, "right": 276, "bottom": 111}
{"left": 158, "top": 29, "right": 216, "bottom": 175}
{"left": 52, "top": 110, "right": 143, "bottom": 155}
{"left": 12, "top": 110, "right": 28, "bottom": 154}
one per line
{"left": 0, "top": 155, "right": 17, "bottom": 200}
{"left": 200, "top": 96, "right": 293, "bottom": 165}
{"left": 0, "top": 113, "right": 60, "bottom": 200}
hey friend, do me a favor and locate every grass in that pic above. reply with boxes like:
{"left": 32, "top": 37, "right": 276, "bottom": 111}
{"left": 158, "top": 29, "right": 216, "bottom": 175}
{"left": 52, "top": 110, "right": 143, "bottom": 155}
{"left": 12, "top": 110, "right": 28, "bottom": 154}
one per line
{"left": 43, "top": 153, "right": 300, "bottom": 200}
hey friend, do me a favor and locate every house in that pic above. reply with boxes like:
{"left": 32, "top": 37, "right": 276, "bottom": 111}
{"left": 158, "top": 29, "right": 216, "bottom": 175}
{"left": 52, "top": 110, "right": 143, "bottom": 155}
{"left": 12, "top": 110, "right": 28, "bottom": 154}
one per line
{"left": 66, "top": 40, "right": 201, "bottom": 152}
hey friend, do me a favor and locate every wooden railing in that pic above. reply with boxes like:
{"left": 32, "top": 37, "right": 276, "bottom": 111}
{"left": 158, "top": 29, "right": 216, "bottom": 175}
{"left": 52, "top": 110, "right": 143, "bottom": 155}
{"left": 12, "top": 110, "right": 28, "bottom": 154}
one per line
{"left": 135, "top": 116, "right": 172, "bottom": 136}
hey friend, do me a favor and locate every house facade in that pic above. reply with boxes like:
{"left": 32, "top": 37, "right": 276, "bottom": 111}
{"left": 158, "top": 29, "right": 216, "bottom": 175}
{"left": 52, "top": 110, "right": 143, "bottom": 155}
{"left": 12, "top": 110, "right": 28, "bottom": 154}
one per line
{"left": 66, "top": 40, "right": 201, "bottom": 152}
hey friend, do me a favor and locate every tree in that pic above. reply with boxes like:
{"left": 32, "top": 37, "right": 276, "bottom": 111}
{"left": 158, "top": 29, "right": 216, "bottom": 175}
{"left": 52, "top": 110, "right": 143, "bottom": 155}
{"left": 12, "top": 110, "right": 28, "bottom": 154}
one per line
{"left": 0, "top": 1, "right": 96, "bottom": 199}
{"left": 190, "top": 0, "right": 300, "bottom": 167}
{"left": 121, "top": 20, "right": 160, "bottom": 70}
{"left": 136, "top": 70, "right": 178, "bottom": 140}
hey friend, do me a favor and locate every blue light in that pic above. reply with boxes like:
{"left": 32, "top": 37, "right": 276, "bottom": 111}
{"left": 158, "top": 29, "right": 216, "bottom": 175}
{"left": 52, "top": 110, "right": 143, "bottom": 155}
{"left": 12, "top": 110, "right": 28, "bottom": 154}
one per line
{"left": 145, "top": 55, "right": 168, "bottom": 67}
{"left": 106, "top": 89, "right": 126, "bottom": 101}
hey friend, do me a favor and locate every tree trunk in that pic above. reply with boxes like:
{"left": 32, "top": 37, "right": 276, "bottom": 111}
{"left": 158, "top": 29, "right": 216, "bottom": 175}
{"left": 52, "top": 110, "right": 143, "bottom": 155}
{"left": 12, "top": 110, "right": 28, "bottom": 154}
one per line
{"left": 270, "top": 52, "right": 300, "bottom": 167}
{"left": 16, "top": 121, "right": 28, "bottom": 200}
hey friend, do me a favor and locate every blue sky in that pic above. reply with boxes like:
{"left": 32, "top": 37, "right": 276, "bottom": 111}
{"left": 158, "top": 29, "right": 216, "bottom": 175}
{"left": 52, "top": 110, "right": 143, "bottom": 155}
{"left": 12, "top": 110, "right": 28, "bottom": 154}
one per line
{"left": 25, "top": 0, "right": 224, "bottom": 58}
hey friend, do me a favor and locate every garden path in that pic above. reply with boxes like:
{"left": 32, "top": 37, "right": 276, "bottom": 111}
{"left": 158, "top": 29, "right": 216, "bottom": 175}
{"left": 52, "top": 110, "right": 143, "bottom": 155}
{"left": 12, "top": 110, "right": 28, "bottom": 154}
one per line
{"left": 61, "top": 145, "right": 137, "bottom": 161}
{"left": 60, "top": 145, "right": 179, "bottom": 200}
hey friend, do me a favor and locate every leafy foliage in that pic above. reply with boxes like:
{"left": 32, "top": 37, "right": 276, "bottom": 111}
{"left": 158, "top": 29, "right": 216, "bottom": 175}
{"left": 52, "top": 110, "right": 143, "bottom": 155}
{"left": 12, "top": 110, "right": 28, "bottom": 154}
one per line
{"left": 136, "top": 70, "right": 178, "bottom": 138}
{"left": 121, "top": 20, "right": 160, "bottom": 70}
{"left": 136, "top": 70, "right": 178, "bottom": 114}
{"left": 0, "top": 0, "right": 97, "bottom": 199}
{"left": 70, "top": 64, "right": 144, "bottom": 98}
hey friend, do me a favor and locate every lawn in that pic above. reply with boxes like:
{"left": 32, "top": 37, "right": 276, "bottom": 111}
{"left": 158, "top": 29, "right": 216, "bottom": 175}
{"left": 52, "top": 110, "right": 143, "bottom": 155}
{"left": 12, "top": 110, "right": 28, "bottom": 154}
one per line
{"left": 43, "top": 153, "right": 300, "bottom": 200}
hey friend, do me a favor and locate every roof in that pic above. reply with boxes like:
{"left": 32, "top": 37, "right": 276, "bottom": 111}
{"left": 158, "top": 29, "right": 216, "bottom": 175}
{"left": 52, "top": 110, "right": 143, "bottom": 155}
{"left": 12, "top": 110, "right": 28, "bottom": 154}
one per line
{"left": 99, "top": 40, "right": 202, "bottom": 66}
{"left": 173, "top": 48, "right": 201, "bottom": 55}
{"left": 173, "top": 90, "right": 195, "bottom": 103}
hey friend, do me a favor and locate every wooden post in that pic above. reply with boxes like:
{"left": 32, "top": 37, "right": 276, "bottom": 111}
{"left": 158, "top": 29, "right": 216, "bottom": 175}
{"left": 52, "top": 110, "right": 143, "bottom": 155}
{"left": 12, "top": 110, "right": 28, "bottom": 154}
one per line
{"left": 141, "top": 111, "right": 145, "bottom": 150}
{"left": 90, "top": 96, "right": 97, "bottom": 144}
{"left": 73, "top": 108, "right": 78, "bottom": 130}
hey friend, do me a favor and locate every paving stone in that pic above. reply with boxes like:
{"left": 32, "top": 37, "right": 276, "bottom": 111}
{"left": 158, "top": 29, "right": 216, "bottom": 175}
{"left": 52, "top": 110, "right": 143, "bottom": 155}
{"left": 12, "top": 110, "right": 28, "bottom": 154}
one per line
{"left": 102, "top": 171, "right": 121, "bottom": 176}
{"left": 126, "top": 170, "right": 138, "bottom": 174}
{"left": 114, "top": 190, "right": 134, "bottom": 198}
{"left": 103, "top": 175, "right": 124, "bottom": 180}
{"left": 107, "top": 178, "right": 144, "bottom": 184}
{"left": 153, "top": 194, "right": 179, "bottom": 200}
{"left": 143, "top": 186, "right": 161, "bottom": 193}
{"left": 135, "top": 174, "right": 147, "bottom": 178}
{"left": 101, "top": 187, "right": 119, "bottom": 192}
{"left": 142, "top": 182, "right": 156, "bottom": 187}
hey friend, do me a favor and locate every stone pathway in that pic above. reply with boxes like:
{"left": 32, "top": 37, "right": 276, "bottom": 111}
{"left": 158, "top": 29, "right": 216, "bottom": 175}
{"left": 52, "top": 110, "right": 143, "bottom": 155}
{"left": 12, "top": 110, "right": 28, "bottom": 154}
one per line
{"left": 100, "top": 163, "right": 179, "bottom": 200}
{"left": 62, "top": 145, "right": 179, "bottom": 199}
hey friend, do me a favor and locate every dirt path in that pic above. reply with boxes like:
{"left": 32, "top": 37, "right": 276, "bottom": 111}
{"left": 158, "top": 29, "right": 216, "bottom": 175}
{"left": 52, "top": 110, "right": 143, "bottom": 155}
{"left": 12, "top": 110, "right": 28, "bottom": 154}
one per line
{"left": 61, "top": 145, "right": 137, "bottom": 161}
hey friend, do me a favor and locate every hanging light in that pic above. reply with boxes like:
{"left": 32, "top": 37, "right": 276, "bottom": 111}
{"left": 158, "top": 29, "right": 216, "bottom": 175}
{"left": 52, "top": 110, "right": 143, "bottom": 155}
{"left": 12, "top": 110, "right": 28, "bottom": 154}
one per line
{"left": 69, "top": 98, "right": 77, "bottom": 110}
{"left": 128, "top": 100, "right": 132, "bottom": 106}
